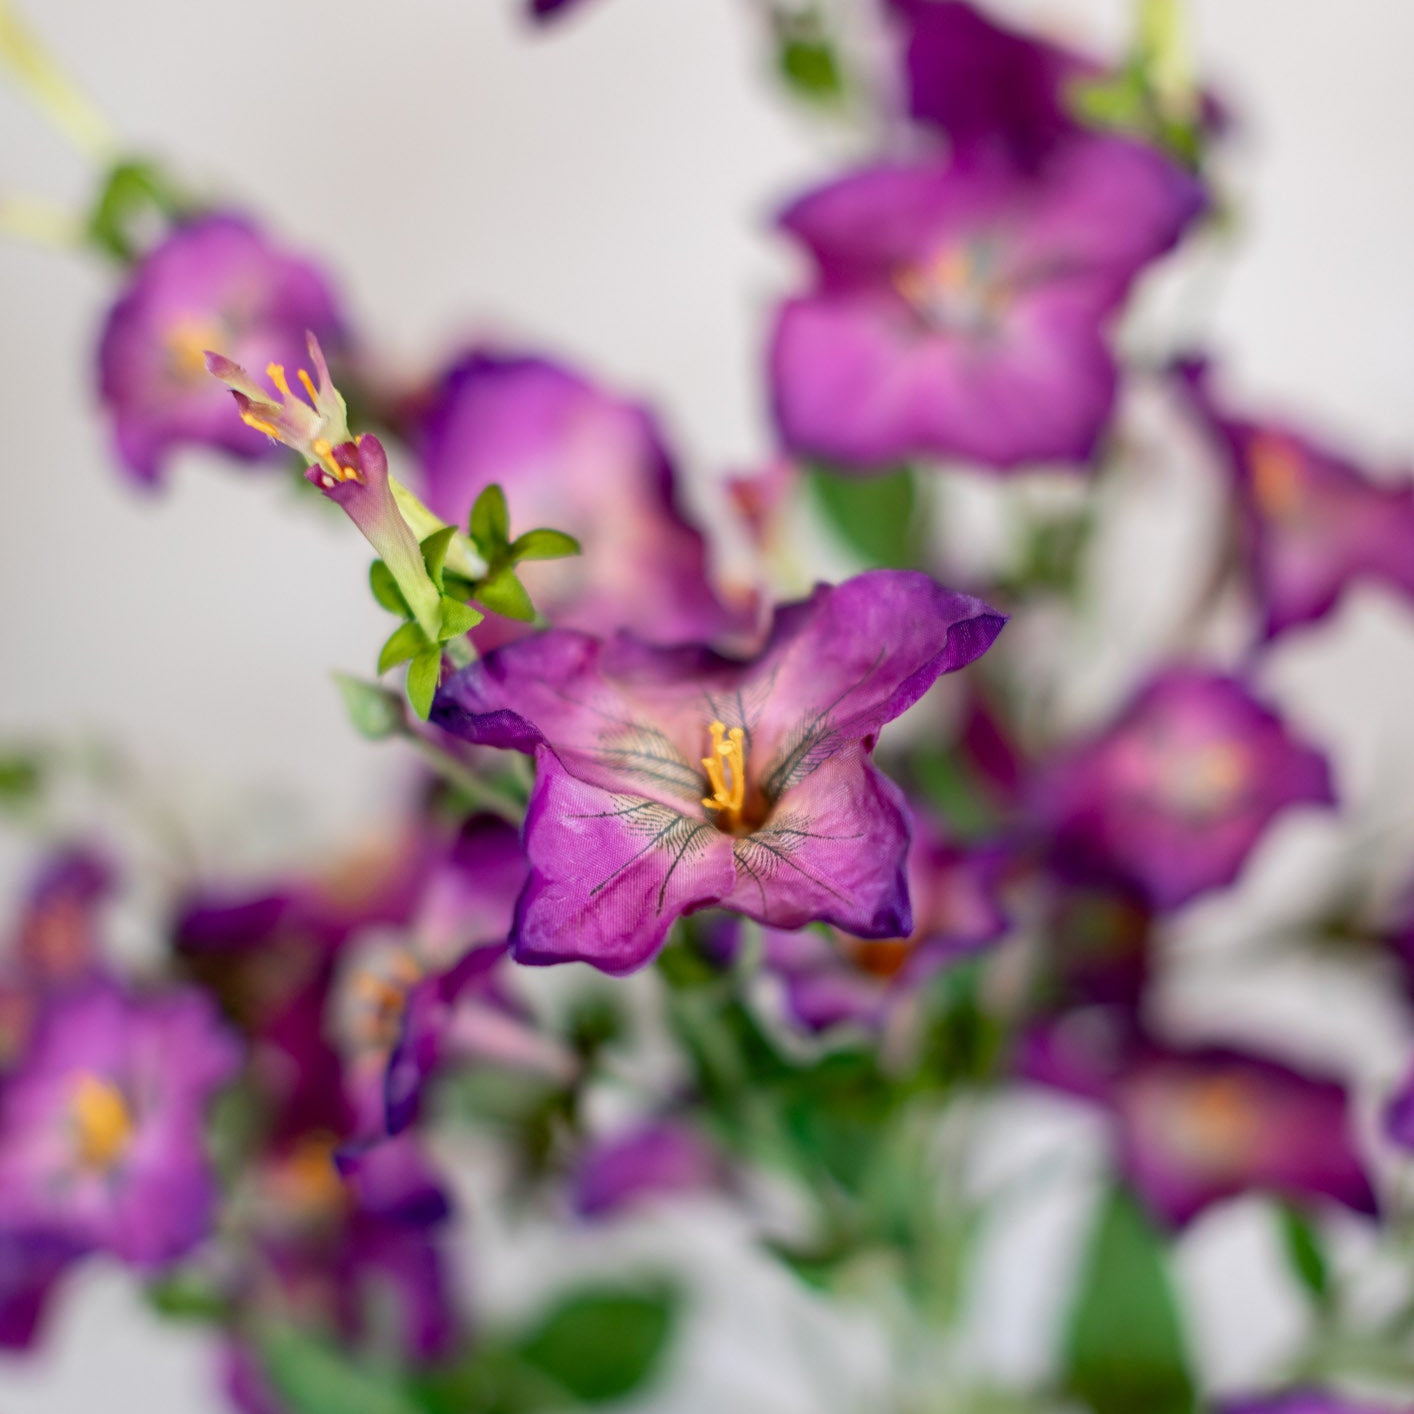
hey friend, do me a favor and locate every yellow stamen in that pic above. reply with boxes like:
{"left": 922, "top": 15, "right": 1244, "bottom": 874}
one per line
{"left": 71, "top": 1075, "right": 133, "bottom": 1171}
{"left": 296, "top": 367, "right": 319, "bottom": 404}
{"left": 701, "top": 720, "right": 747, "bottom": 827}
{"left": 239, "top": 411, "right": 281, "bottom": 439}
{"left": 265, "top": 362, "right": 293, "bottom": 400}
{"left": 310, "top": 437, "right": 347, "bottom": 483}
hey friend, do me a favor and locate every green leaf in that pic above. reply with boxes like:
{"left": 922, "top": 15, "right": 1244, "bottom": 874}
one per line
{"left": 510, "top": 528, "right": 581, "bottom": 562}
{"left": 406, "top": 648, "right": 442, "bottom": 721}
{"left": 145, "top": 1270, "right": 228, "bottom": 1323}
{"left": 778, "top": 34, "right": 844, "bottom": 103}
{"left": 1275, "top": 1202, "right": 1331, "bottom": 1306}
{"left": 369, "top": 560, "right": 409, "bottom": 615}
{"left": 0, "top": 752, "right": 44, "bottom": 810}
{"left": 469, "top": 484, "right": 511, "bottom": 554}
{"left": 1063, "top": 1187, "right": 1196, "bottom": 1414}
{"left": 377, "top": 621, "right": 430, "bottom": 675}
{"left": 807, "top": 463, "right": 918, "bottom": 568}
{"left": 419, "top": 526, "right": 458, "bottom": 590}
{"left": 517, "top": 1285, "right": 677, "bottom": 1403}
{"left": 258, "top": 1327, "right": 419, "bottom": 1414}
{"left": 334, "top": 674, "right": 404, "bottom": 740}
{"left": 85, "top": 159, "right": 183, "bottom": 263}
{"left": 475, "top": 567, "right": 536, "bottom": 623}
{"left": 438, "top": 595, "right": 483, "bottom": 642}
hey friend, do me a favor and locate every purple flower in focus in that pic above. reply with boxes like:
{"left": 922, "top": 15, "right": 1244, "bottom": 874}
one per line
{"left": 770, "top": 135, "right": 1204, "bottom": 472}
{"left": 1023, "top": 1015, "right": 1377, "bottom": 1227}
{"left": 573, "top": 1122, "right": 723, "bottom": 1219}
{"left": 413, "top": 352, "right": 744, "bottom": 647}
{"left": 887, "top": 0, "right": 1099, "bottom": 171}
{"left": 1033, "top": 669, "right": 1334, "bottom": 911}
{"left": 1180, "top": 361, "right": 1414, "bottom": 642}
{"left": 759, "top": 823, "right": 1010, "bottom": 1033}
{"left": 433, "top": 570, "right": 1005, "bottom": 972}
{"left": 98, "top": 214, "right": 344, "bottom": 484}
{"left": 0, "top": 982, "right": 241, "bottom": 1266}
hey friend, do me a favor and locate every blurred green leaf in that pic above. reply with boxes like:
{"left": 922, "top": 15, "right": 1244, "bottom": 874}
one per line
{"left": 406, "top": 648, "right": 442, "bottom": 722}
{"left": 807, "top": 463, "right": 918, "bottom": 568}
{"left": 259, "top": 1327, "right": 419, "bottom": 1414}
{"left": 517, "top": 1285, "right": 677, "bottom": 1403}
{"left": 370, "top": 560, "right": 409, "bottom": 615}
{"left": 378, "top": 621, "right": 429, "bottom": 675}
{"left": 778, "top": 34, "right": 843, "bottom": 102}
{"left": 437, "top": 595, "right": 483, "bottom": 642}
{"left": 0, "top": 752, "right": 44, "bottom": 810}
{"left": 334, "top": 673, "right": 405, "bottom": 740}
{"left": 145, "top": 1269, "right": 228, "bottom": 1323}
{"left": 470, "top": 484, "right": 511, "bottom": 554}
{"left": 511, "top": 528, "right": 580, "bottom": 562}
{"left": 86, "top": 159, "right": 182, "bottom": 262}
{"left": 909, "top": 745, "right": 999, "bottom": 842}
{"left": 476, "top": 567, "right": 536, "bottom": 623}
{"left": 1276, "top": 1202, "right": 1331, "bottom": 1307}
{"left": 1063, "top": 1187, "right": 1196, "bottom": 1414}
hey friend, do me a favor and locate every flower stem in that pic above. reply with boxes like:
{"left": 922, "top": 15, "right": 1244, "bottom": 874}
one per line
{"left": 404, "top": 731, "right": 525, "bottom": 825}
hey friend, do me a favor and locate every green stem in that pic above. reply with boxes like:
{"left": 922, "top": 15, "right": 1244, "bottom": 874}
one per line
{"left": 404, "top": 731, "right": 525, "bottom": 825}
{"left": 0, "top": 2, "right": 117, "bottom": 159}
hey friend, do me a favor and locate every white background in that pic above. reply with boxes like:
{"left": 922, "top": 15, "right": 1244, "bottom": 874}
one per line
{"left": 2, "top": 1, "right": 1414, "bottom": 1409}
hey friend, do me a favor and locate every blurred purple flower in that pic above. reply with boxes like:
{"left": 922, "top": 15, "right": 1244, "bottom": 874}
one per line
{"left": 0, "top": 981, "right": 241, "bottom": 1266}
{"left": 528, "top": 0, "right": 596, "bottom": 21}
{"left": 98, "top": 214, "right": 344, "bottom": 484}
{"left": 1385, "top": 1056, "right": 1414, "bottom": 1152}
{"left": 1222, "top": 1393, "right": 1408, "bottom": 1414}
{"left": 413, "top": 352, "right": 744, "bottom": 647}
{"left": 573, "top": 1121, "right": 723, "bottom": 1219}
{"left": 0, "top": 1232, "right": 78, "bottom": 1353}
{"left": 759, "top": 824, "right": 1010, "bottom": 1033}
{"left": 887, "top": 0, "right": 1098, "bottom": 171}
{"left": 1180, "top": 361, "right": 1414, "bottom": 642}
{"left": 769, "top": 134, "right": 1203, "bottom": 472}
{"left": 1023, "top": 1014, "right": 1377, "bottom": 1227}
{"left": 433, "top": 570, "right": 1005, "bottom": 972}
{"left": 1033, "top": 669, "right": 1335, "bottom": 911}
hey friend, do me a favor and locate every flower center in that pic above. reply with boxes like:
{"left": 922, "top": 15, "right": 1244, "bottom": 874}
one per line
{"left": 71, "top": 1074, "right": 134, "bottom": 1172}
{"left": 164, "top": 317, "right": 226, "bottom": 384}
{"left": 896, "top": 242, "right": 1006, "bottom": 337}
{"left": 1248, "top": 434, "right": 1307, "bottom": 522}
{"left": 701, "top": 720, "right": 748, "bottom": 831}
{"left": 1158, "top": 740, "right": 1249, "bottom": 820}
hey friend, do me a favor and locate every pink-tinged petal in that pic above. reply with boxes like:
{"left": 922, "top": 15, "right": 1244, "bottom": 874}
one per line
{"left": 97, "top": 214, "right": 345, "bottom": 485}
{"left": 413, "top": 352, "right": 741, "bottom": 646}
{"left": 513, "top": 752, "right": 737, "bottom": 973}
{"left": 727, "top": 748, "right": 912, "bottom": 938}
{"left": 1179, "top": 360, "right": 1414, "bottom": 641}
{"left": 1033, "top": 670, "right": 1335, "bottom": 911}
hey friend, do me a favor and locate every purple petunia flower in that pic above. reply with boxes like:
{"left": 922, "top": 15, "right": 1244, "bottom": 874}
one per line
{"left": 1179, "top": 361, "right": 1414, "bottom": 642}
{"left": 1033, "top": 669, "right": 1335, "bottom": 912}
{"left": 98, "top": 214, "right": 344, "bottom": 484}
{"left": 0, "top": 981, "right": 241, "bottom": 1266}
{"left": 573, "top": 1121, "right": 723, "bottom": 1219}
{"left": 769, "top": 134, "right": 1204, "bottom": 472}
{"left": 758, "top": 823, "right": 1010, "bottom": 1033}
{"left": 433, "top": 570, "right": 1005, "bottom": 973}
{"left": 886, "top": 0, "right": 1099, "bottom": 171}
{"left": 1022, "top": 1014, "right": 1377, "bottom": 1228}
{"left": 413, "top": 352, "right": 744, "bottom": 648}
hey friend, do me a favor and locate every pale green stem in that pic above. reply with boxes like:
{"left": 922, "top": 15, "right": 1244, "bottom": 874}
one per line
{"left": 0, "top": 1, "right": 117, "bottom": 160}
{"left": 0, "top": 193, "right": 85, "bottom": 248}
{"left": 1138, "top": 0, "right": 1196, "bottom": 123}
{"left": 390, "top": 475, "right": 486, "bottom": 580}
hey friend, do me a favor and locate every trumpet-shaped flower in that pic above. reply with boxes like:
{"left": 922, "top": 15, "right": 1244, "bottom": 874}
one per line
{"left": 433, "top": 570, "right": 1005, "bottom": 973}
{"left": 98, "top": 214, "right": 344, "bottom": 483}
{"left": 770, "top": 134, "right": 1203, "bottom": 471}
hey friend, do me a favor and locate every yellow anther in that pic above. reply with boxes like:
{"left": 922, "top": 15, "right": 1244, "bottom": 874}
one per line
{"left": 71, "top": 1075, "right": 133, "bottom": 1172}
{"left": 240, "top": 411, "right": 281, "bottom": 439}
{"left": 311, "top": 437, "right": 345, "bottom": 482}
{"left": 297, "top": 367, "right": 319, "bottom": 405}
{"left": 265, "top": 363, "right": 293, "bottom": 399}
{"left": 701, "top": 720, "right": 747, "bottom": 827}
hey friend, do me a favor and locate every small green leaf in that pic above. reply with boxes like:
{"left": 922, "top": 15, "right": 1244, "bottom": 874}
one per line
{"left": 517, "top": 1285, "right": 677, "bottom": 1403}
{"left": 406, "top": 648, "right": 442, "bottom": 721}
{"left": 369, "top": 560, "right": 408, "bottom": 615}
{"left": 334, "top": 674, "right": 404, "bottom": 740}
{"left": 1063, "top": 1186, "right": 1196, "bottom": 1414}
{"left": 510, "top": 528, "right": 581, "bottom": 562}
{"left": 145, "top": 1269, "right": 228, "bottom": 1323}
{"left": 86, "top": 160, "right": 183, "bottom": 263}
{"left": 469, "top": 484, "right": 511, "bottom": 553}
{"left": 438, "top": 595, "right": 483, "bottom": 642}
{"left": 807, "top": 462, "right": 918, "bottom": 568}
{"left": 778, "top": 34, "right": 843, "bottom": 103}
{"left": 1276, "top": 1202, "right": 1331, "bottom": 1306}
{"left": 258, "top": 1327, "right": 420, "bottom": 1414}
{"left": 475, "top": 567, "right": 536, "bottom": 622}
{"left": 0, "top": 753, "right": 44, "bottom": 810}
{"left": 377, "top": 621, "right": 429, "bottom": 675}
{"left": 419, "top": 526, "right": 458, "bottom": 590}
